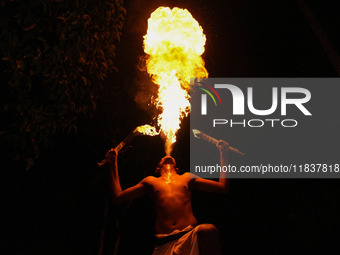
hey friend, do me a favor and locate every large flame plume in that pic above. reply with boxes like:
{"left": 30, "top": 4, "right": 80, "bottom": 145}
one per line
{"left": 143, "top": 7, "right": 208, "bottom": 155}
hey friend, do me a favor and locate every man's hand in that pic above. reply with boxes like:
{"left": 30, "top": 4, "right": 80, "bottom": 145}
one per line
{"left": 216, "top": 140, "right": 229, "bottom": 152}
{"left": 106, "top": 148, "right": 118, "bottom": 163}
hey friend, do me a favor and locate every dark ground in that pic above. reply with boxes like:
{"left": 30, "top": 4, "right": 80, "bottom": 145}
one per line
{"left": 3, "top": 0, "right": 340, "bottom": 254}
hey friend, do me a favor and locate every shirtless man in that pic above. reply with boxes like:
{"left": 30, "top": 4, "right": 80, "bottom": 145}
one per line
{"left": 106, "top": 140, "right": 229, "bottom": 255}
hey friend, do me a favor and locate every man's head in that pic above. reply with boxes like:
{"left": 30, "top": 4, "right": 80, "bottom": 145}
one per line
{"left": 155, "top": 156, "right": 179, "bottom": 176}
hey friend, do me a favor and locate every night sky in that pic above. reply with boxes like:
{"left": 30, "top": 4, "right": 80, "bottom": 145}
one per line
{"left": 2, "top": 0, "right": 340, "bottom": 254}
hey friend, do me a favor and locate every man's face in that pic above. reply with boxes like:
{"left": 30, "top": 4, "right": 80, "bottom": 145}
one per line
{"left": 159, "top": 156, "right": 176, "bottom": 168}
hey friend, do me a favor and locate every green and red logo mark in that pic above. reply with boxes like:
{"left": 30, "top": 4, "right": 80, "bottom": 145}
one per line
{"left": 197, "top": 82, "right": 222, "bottom": 112}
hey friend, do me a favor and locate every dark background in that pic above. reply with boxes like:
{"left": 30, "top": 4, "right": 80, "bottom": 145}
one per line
{"left": 2, "top": 0, "right": 340, "bottom": 254}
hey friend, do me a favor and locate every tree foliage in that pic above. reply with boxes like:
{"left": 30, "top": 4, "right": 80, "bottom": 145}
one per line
{"left": 0, "top": 0, "right": 126, "bottom": 169}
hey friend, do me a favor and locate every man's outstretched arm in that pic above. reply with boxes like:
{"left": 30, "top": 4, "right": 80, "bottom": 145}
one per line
{"left": 107, "top": 149, "right": 149, "bottom": 203}
{"left": 189, "top": 140, "right": 230, "bottom": 193}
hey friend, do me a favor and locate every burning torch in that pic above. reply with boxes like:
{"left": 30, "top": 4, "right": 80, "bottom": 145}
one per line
{"left": 98, "top": 125, "right": 159, "bottom": 167}
{"left": 192, "top": 129, "right": 245, "bottom": 156}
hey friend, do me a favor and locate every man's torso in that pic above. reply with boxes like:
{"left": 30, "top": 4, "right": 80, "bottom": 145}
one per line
{"left": 144, "top": 172, "right": 197, "bottom": 234}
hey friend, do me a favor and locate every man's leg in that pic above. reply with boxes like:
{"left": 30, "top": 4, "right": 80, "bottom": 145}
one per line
{"left": 196, "top": 224, "right": 222, "bottom": 255}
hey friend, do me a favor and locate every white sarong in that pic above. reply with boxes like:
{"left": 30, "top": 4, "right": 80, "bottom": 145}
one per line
{"left": 153, "top": 225, "right": 200, "bottom": 255}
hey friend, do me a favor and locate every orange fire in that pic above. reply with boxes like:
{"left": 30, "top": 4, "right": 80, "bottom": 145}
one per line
{"left": 135, "top": 125, "right": 159, "bottom": 136}
{"left": 143, "top": 7, "right": 208, "bottom": 155}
